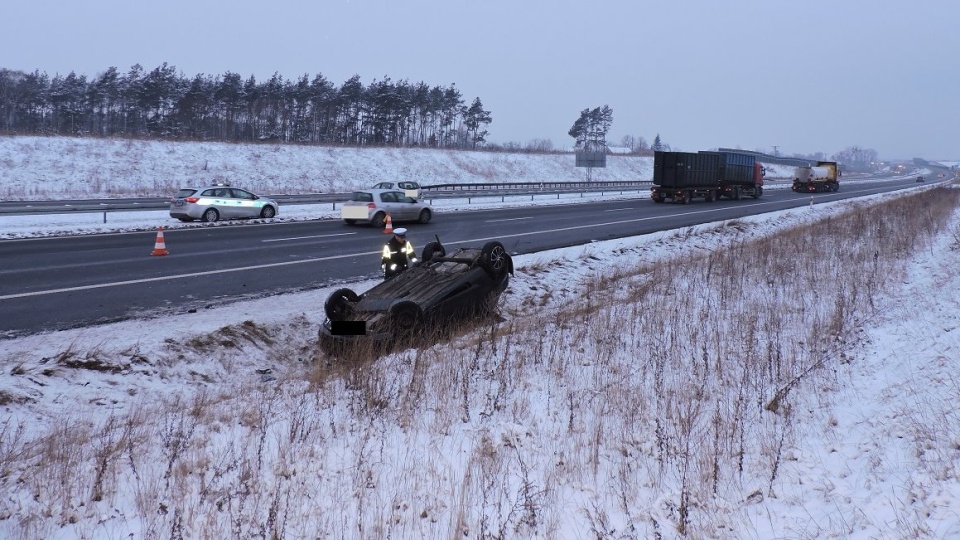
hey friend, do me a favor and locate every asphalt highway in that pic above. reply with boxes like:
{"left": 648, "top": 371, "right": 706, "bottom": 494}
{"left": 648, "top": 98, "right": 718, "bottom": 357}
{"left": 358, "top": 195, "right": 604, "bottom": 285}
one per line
{"left": 0, "top": 177, "right": 930, "bottom": 337}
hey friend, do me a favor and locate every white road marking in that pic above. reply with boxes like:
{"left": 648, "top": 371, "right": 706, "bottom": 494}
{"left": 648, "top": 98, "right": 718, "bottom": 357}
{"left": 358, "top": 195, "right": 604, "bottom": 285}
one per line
{"left": 262, "top": 232, "right": 357, "bottom": 242}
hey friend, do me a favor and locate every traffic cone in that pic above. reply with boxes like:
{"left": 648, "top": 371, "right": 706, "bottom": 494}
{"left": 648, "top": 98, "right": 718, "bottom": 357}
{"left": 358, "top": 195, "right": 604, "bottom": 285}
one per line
{"left": 383, "top": 214, "right": 393, "bottom": 234}
{"left": 151, "top": 227, "right": 169, "bottom": 256}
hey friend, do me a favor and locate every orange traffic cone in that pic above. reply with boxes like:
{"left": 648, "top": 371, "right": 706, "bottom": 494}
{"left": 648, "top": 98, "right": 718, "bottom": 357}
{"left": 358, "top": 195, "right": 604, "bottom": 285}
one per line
{"left": 151, "top": 227, "right": 169, "bottom": 256}
{"left": 383, "top": 214, "right": 393, "bottom": 234}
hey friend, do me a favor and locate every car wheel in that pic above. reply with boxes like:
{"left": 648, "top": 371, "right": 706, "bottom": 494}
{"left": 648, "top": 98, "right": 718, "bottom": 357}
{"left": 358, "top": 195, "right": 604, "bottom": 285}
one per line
{"left": 371, "top": 212, "right": 386, "bottom": 228}
{"left": 479, "top": 241, "right": 509, "bottom": 278}
{"left": 418, "top": 209, "right": 432, "bottom": 224}
{"left": 325, "top": 288, "right": 360, "bottom": 321}
{"left": 202, "top": 208, "right": 219, "bottom": 222}
{"left": 390, "top": 300, "right": 423, "bottom": 336}
{"left": 421, "top": 241, "right": 446, "bottom": 263}
{"left": 260, "top": 206, "right": 276, "bottom": 219}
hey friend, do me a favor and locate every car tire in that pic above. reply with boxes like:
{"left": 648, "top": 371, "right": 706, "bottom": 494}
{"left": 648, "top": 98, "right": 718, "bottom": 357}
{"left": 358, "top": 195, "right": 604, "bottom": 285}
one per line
{"left": 260, "top": 206, "right": 276, "bottom": 219}
{"left": 202, "top": 208, "right": 219, "bottom": 222}
{"left": 390, "top": 300, "right": 423, "bottom": 336}
{"left": 325, "top": 288, "right": 360, "bottom": 321}
{"left": 418, "top": 209, "right": 432, "bottom": 224}
{"left": 421, "top": 241, "right": 446, "bottom": 263}
{"left": 479, "top": 241, "right": 509, "bottom": 278}
{"left": 371, "top": 212, "right": 386, "bottom": 228}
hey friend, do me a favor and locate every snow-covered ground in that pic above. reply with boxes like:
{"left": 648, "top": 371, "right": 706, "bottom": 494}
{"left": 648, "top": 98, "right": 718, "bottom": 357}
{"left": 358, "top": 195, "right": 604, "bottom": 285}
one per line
{"left": 0, "top": 136, "right": 958, "bottom": 538}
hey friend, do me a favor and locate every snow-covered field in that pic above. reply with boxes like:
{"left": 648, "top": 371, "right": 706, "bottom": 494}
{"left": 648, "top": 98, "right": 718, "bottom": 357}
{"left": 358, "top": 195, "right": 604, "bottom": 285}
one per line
{"left": 1, "top": 136, "right": 958, "bottom": 538}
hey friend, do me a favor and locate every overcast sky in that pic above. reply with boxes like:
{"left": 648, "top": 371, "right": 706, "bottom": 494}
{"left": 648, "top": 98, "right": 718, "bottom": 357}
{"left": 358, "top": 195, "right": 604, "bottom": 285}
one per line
{"left": 4, "top": 0, "right": 958, "bottom": 160}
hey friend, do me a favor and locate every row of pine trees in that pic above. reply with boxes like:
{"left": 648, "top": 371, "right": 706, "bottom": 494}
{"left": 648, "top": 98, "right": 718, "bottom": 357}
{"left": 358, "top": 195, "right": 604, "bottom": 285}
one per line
{"left": 0, "top": 63, "right": 493, "bottom": 148}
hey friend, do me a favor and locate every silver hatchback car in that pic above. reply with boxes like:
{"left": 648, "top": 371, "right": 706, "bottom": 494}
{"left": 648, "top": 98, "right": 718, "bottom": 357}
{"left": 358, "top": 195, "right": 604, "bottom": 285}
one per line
{"left": 169, "top": 184, "right": 279, "bottom": 222}
{"left": 340, "top": 189, "right": 432, "bottom": 227}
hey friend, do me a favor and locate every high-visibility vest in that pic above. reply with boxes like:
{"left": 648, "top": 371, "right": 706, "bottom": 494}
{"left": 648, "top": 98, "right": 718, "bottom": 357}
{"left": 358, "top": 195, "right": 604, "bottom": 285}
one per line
{"left": 382, "top": 239, "right": 414, "bottom": 264}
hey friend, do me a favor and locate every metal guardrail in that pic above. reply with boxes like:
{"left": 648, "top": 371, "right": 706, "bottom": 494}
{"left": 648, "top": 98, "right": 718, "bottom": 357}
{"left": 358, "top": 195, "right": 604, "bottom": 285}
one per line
{"left": 0, "top": 182, "right": 654, "bottom": 216}
{"left": 422, "top": 180, "right": 650, "bottom": 192}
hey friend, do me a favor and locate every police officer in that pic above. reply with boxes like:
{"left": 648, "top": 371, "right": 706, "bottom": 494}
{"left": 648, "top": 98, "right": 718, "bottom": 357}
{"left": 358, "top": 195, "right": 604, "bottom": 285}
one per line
{"left": 381, "top": 228, "right": 417, "bottom": 279}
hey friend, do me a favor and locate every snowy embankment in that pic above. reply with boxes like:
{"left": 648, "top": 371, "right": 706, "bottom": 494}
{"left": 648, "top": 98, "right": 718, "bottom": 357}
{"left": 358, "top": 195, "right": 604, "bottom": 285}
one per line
{"left": 0, "top": 135, "right": 796, "bottom": 201}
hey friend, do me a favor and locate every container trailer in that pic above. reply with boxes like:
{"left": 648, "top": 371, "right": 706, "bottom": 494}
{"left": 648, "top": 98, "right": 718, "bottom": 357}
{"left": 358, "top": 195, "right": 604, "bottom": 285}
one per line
{"left": 651, "top": 150, "right": 764, "bottom": 203}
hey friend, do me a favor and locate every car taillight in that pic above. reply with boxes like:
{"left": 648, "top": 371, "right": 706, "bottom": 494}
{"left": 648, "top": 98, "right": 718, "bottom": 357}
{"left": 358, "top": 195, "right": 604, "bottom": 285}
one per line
{"left": 367, "top": 203, "right": 377, "bottom": 209}
{"left": 185, "top": 197, "right": 199, "bottom": 203}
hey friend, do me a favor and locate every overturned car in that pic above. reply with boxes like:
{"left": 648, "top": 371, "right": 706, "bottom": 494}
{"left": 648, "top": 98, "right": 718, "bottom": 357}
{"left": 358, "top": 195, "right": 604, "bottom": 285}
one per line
{"left": 319, "top": 239, "right": 513, "bottom": 354}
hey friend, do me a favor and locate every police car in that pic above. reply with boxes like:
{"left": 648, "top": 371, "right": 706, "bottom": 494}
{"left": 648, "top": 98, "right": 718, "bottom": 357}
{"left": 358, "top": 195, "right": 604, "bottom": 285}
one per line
{"left": 169, "top": 183, "right": 279, "bottom": 222}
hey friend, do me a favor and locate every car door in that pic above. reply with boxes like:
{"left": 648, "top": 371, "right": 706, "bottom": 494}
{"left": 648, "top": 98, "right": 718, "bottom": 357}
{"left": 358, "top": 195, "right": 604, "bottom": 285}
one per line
{"left": 397, "top": 193, "right": 420, "bottom": 221}
{"left": 230, "top": 188, "right": 258, "bottom": 218}
{"left": 211, "top": 188, "right": 234, "bottom": 218}
{"left": 202, "top": 188, "right": 230, "bottom": 218}
{"left": 378, "top": 191, "right": 403, "bottom": 221}
{"left": 390, "top": 191, "right": 418, "bottom": 221}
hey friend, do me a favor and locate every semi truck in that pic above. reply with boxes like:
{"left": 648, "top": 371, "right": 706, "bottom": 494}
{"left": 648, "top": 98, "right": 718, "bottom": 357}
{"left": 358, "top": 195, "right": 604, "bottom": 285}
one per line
{"left": 791, "top": 161, "right": 840, "bottom": 192}
{"left": 651, "top": 150, "right": 764, "bottom": 204}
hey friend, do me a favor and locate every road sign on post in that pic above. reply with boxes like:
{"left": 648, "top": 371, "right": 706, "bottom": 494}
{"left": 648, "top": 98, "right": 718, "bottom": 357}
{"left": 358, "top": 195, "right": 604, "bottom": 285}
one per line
{"left": 575, "top": 149, "right": 606, "bottom": 182}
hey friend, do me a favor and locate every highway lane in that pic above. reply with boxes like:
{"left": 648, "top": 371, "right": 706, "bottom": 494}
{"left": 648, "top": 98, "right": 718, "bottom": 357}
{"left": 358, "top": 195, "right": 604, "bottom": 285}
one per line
{"left": 0, "top": 178, "right": 929, "bottom": 337}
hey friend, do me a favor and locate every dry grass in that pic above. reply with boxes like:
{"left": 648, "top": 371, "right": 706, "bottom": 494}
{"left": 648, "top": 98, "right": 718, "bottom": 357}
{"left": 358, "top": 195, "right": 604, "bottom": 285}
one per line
{"left": 2, "top": 188, "right": 959, "bottom": 538}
